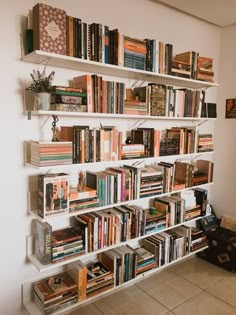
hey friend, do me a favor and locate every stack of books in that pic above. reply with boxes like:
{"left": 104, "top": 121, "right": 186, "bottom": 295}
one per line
{"left": 33, "top": 271, "right": 77, "bottom": 314}
{"left": 173, "top": 51, "right": 199, "bottom": 79}
{"left": 190, "top": 227, "right": 208, "bottom": 251}
{"left": 50, "top": 85, "right": 87, "bottom": 112}
{"left": 143, "top": 208, "right": 167, "bottom": 234}
{"left": 69, "top": 186, "right": 98, "bottom": 212}
{"left": 51, "top": 227, "right": 85, "bottom": 263}
{"left": 171, "top": 59, "right": 191, "bottom": 78}
{"left": 197, "top": 134, "right": 214, "bottom": 152}
{"left": 197, "top": 56, "right": 214, "bottom": 83}
{"left": 140, "top": 164, "right": 163, "bottom": 198}
{"left": 124, "top": 87, "right": 148, "bottom": 115}
{"left": 124, "top": 36, "right": 146, "bottom": 70}
{"left": 121, "top": 144, "right": 145, "bottom": 160}
{"left": 85, "top": 260, "right": 114, "bottom": 298}
{"left": 30, "top": 141, "right": 73, "bottom": 167}
{"left": 134, "top": 246, "right": 156, "bottom": 275}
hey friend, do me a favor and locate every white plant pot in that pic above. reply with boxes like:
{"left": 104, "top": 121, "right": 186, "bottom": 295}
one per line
{"left": 34, "top": 92, "right": 51, "bottom": 110}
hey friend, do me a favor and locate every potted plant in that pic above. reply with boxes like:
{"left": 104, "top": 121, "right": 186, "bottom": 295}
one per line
{"left": 27, "top": 67, "right": 55, "bottom": 110}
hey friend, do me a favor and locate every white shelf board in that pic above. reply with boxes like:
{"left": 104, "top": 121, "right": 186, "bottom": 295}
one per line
{"left": 25, "top": 109, "right": 217, "bottom": 120}
{"left": 22, "top": 50, "right": 219, "bottom": 89}
{"left": 23, "top": 245, "right": 208, "bottom": 315}
{"left": 29, "top": 182, "right": 213, "bottom": 222}
{"left": 25, "top": 151, "right": 214, "bottom": 171}
{"left": 27, "top": 215, "right": 208, "bottom": 272}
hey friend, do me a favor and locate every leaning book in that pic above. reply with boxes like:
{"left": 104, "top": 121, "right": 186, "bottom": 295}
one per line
{"left": 38, "top": 173, "right": 69, "bottom": 218}
{"left": 34, "top": 219, "right": 52, "bottom": 265}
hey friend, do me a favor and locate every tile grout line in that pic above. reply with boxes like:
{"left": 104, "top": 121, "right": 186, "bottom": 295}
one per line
{"left": 204, "top": 289, "right": 236, "bottom": 309}
{"left": 134, "top": 283, "right": 172, "bottom": 312}
{"left": 92, "top": 302, "right": 106, "bottom": 315}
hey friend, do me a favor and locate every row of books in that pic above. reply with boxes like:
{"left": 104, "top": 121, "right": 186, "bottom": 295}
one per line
{"left": 72, "top": 75, "right": 125, "bottom": 114}
{"left": 34, "top": 187, "right": 208, "bottom": 265}
{"left": 36, "top": 159, "right": 213, "bottom": 218}
{"left": 63, "top": 74, "right": 217, "bottom": 118}
{"left": 173, "top": 51, "right": 214, "bottom": 82}
{"left": 60, "top": 125, "right": 120, "bottom": 164}
{"left": 29, "top": 127, "right": 214, "bottom": 167}
{"left": 30, "top": 3, "right": 215, "bottom": 82}
{"left": 84, "top": 160, "right": 213, "bottom": 205}
{"left": 33, "top": 225, "right": 208, "bottom": 312}
{"left": 126, "top": 85, "right": 208, "bottom": 118}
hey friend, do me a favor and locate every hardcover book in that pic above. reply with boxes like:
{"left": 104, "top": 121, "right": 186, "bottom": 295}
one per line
{"left": 34, "top": 219, "right": 52, "bottom": 265}
{"left": 33, "top": 3, "right": 67, "bottom": 55}
{"left": 38, "top": 173, "right": 69, "bottom": 218}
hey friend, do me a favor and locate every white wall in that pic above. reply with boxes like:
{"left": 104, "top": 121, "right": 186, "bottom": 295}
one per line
{"left": 211, "top": 24, "right": 236, "bottom": 217}
{"left": 0, "top": 1, "right": 222, "bottom": 314}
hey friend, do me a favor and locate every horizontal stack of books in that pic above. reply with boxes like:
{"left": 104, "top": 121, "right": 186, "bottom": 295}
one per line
{"left": 69, "top": 186, "right": 98, "bottom": 212}
{"left": 85, "top": 260, "right": 114, "bottom": 298}
{"left": 50, "top": 85, "right": 87, "bottom": 112}
{"left": 140, "top": 164, "right": 163, "bottom": 198}
{"left": 121, "top": 144, "right": 145, "bottom": 160}
{"left": 144, "top": 208, "right": 167, "bottom": 234}
{"left": 197, "top": 56, "right": 214, "bottom": 83}
{"left": 30, "top": 141, "right": 73, "bottom": 167}
{"left": 197, "top": 134, "right": 214, "bottom": 152}
{"left": 33, "top": 271, "right": 77, "bottom": 314}
{"left": 124, "top": 36, "right": 146, "bottom": 70}
{"left": 51, "top": 227, "right": 86, "bottom": 263}
{"left": 134, "top": 246, "right": 157, "bottom": 275}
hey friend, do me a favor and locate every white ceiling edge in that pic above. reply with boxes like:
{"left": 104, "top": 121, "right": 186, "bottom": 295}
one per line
{"left": 151, "top": 0, "right": 236, "bottom": 27}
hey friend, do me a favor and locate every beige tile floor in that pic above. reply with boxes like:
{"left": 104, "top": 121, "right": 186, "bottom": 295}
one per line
{"left": 67, "top": 256, "right": 236, "bottom": 315}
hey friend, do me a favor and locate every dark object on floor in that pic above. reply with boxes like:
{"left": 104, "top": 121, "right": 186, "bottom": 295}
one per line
{"left": 198, "top": 226, "right": 236, "bottom": 272}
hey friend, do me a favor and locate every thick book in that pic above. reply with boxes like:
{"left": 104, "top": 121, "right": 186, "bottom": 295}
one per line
{"left": 34, "top": 219, "right": 52, "bottom": 265}
{"left": 33, "top": 3, "right": 67, "bottom": 55}
{"left": 68, "top": 260, "right": 87, "bottom": 302}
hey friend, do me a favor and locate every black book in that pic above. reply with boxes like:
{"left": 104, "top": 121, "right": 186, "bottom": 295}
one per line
{"left": 194, "top": 187, "right": 208, "bottom": 216}
{"left": 200, "top": 205, "right": 219, "bottom": 234}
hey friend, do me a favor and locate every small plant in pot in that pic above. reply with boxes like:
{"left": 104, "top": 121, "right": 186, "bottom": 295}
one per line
{"left": 27, "top": 67, "right": 55, "bottom": 110}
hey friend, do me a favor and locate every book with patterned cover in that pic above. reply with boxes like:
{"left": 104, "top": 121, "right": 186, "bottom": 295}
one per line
{"left": 33, "top": 3, "right": 67, "bottom": 55}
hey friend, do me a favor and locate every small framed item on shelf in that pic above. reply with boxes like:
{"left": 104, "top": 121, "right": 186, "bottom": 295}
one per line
{"left": 38, "top": 173, "right": 69, "bottom": 218}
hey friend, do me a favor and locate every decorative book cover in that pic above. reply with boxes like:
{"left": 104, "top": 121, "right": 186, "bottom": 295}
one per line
{"left": 33, "top": 3, "right": 67, "bottom": 55}
{"left": 38, "top": 173, "right": 69, "bottom": 218}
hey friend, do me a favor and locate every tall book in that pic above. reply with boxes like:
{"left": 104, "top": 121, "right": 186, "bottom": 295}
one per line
{"left": 33, "top": 3, "right": 67, "bottom": 55}
{"left": 38, "top": 173, "right": 69, "bottom": 218}
{"left": 34, "top": 219, "right": 52, "bottom": 265}
{"left": 73, "top": 75, "right": 93, "bottom": 112}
